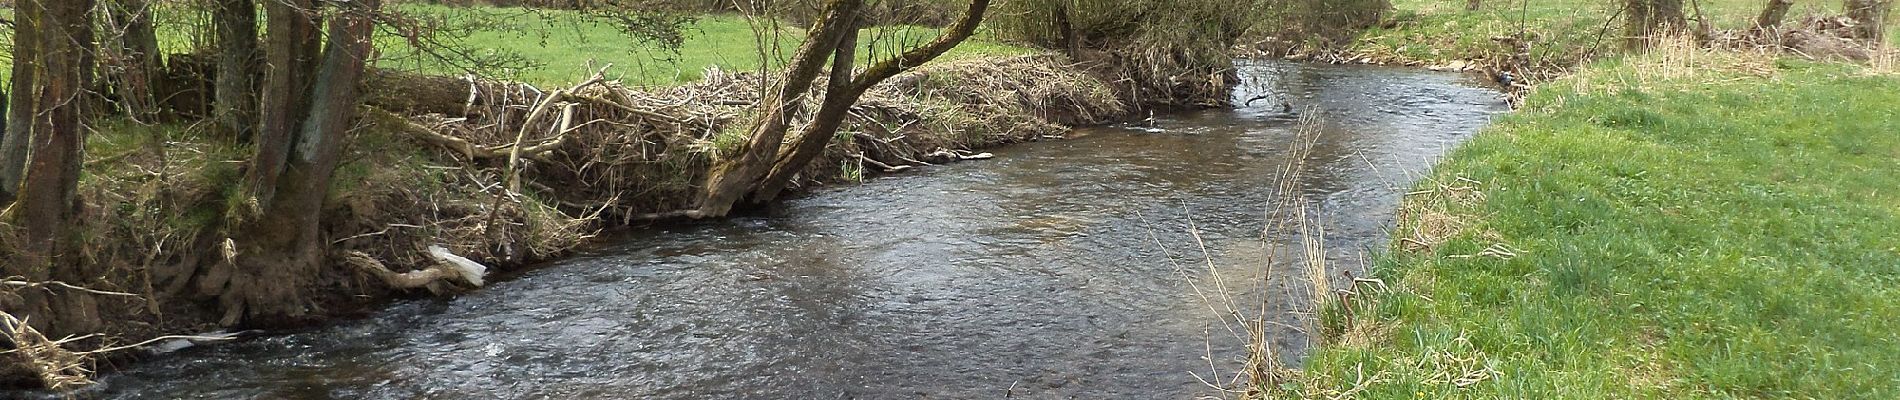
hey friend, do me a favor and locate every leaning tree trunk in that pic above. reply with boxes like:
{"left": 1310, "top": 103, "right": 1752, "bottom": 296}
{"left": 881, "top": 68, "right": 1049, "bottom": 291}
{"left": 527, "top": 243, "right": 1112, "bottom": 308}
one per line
{"left": 751, "top": 0, "right": 993, "bottom": 203}
{"left": 212, "top": 0, "right": 379, "bottom": 326}
{"left": 214, "top": 0, "right": 262, "bottom": 139}
{"left": 1846, "top": 0, "right": 1893, "bottom": 42}
{"left": 0, "top": 0, "right": 41, "bottom": 205}
{"left": 8, "top": 0, "right": 103, "bottom": 337}
{"left": 692, "top": 0, "right": 865, "bottom": 218}
{"left": 1756, "top": 0, "right": 1796, "bottom": 30}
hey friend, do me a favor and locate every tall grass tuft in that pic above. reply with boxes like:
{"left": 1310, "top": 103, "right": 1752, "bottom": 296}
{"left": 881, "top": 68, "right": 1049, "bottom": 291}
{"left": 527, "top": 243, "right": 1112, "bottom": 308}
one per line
{"left": 1162, "top": 108, "right": 1336, "bottom": 398}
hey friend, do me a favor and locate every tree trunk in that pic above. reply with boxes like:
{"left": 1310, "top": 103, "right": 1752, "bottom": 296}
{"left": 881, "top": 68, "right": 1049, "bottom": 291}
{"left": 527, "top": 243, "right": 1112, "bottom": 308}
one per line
{"left": 214, "top": 0, "right": 261, "bottom": 139}
{"left": 245, "top": 0, "right": 323, "bottom": 210}
{"left": 1846, "top": 0, "right": 1893, "bottom": 42}
{"left": 216, "top": 0, "right": 380, "bottom": 326}
{"left": 1625, "top": 0, "right": 1651, "bottom": 49}
{"left": 1626, "top": 0, "right": 1687, "bottom": 49}
{"left": 0, "top": 0, "right": 40, "bottom": 205}
{"left": 1054, "top": 3, "right": 1079, "bottom": 56}
{"left": 104, "top": 0, "right": 162, "bottom": 121}
{"left": 9, "top": 0, "right": 102, "bottom": 337}
{"left": 750, "top": 23, "right": 860, "bottom": 202}
{"left": 1653, "top": 0, "right": 1686, "bottom": 30}
{"left": 750, "top": 0, "right": 993, "bottom": 203}
{"left": 693, "top": 0, "right": 865, "bottom": 218}
{"left": 1756, "top": 0, "right": 1795, "bottom": 30}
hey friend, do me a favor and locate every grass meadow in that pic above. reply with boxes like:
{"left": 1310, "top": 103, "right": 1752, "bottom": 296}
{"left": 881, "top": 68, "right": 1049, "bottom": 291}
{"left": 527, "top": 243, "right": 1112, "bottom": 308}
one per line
{"left": 1289, "top": 44, "right": 1900, "bottom": 398}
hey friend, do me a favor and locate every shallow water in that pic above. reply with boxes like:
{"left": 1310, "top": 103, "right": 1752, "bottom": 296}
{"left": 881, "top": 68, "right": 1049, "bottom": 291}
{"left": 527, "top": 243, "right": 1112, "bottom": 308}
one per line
{"left": 76, "top": 60, "right": 1504, "bottom": 399}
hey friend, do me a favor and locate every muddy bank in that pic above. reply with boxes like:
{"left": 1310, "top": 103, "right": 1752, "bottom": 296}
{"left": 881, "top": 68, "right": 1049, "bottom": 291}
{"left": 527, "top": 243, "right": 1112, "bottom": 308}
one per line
{"left": 1, "top": 54, "right": 1143, "bottom": 389}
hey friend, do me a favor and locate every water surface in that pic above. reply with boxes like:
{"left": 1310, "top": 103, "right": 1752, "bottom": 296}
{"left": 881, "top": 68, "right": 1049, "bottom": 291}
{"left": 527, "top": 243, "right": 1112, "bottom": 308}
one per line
{"left": 81, "top": 60, "right": 1504, "bottom": 399}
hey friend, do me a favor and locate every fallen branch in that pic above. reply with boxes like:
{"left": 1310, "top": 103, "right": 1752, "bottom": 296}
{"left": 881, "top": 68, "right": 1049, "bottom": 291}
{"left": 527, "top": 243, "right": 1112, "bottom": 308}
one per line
{"left": 851, "top": 152, "right": 912, "bottom": 172}
{"left": 569, "top": 93, "right": 685, "bottom": 124}
{"left": 364, "top": 105, "right": 478, "bottom": 159}
{"left": 73, "top": 332, "right": 239, "bottom": 355}
{"left": 1, "top": 278, "right": 139, "bottom": 297}
{"left": 340, "top": 247, "right": 487, "bottom": 294}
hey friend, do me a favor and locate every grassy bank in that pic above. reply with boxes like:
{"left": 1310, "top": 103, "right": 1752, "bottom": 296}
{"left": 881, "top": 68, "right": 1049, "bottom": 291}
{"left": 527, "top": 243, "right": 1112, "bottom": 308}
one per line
{"left": 1288, "top": 48, "right": 1900, "bottom": 397}
{"left": 1256, "top": 0, "right": 1896, "bottom": 72}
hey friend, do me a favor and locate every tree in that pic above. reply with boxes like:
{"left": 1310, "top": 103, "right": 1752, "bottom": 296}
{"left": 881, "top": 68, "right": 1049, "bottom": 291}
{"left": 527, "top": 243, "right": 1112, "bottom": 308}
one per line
{"left": 0, "top": 0, "right": 41, "bottom": 205}
{"left": 750, "top": 0, "right": 993, "bottom": 202}
{"left": 1756, "top": 0, "right": 1796, "bottom": 30}
{"left": 685, "top": 0, "right": 991, "bottom": 218}
{"left": 5, "top": 0, "right": 104, "bottom": 336}
{"left": 102, "top": 0, "right": 163, "bottom": 121}
{"left": 1845, "top": 0, "right": 1892, "bottom": 42}
{"left": 1626, "top": 0, "right": 1688, "bottom": 49}
{"left": 214, "top": 0, "right": 262, "bottom": 139}
{"left": 207, "top": 0, "right": 382, "bottom": 325}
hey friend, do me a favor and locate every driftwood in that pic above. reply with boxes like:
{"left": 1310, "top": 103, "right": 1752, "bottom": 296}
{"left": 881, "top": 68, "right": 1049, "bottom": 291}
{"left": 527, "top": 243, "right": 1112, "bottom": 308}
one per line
{"left": 340, "top": 246, "right": 487, "bottom": 294}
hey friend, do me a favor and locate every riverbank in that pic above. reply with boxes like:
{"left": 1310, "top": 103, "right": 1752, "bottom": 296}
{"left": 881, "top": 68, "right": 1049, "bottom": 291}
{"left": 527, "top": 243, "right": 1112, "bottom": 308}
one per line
{"left": 1286, "top": 42, "right": 1900, "bottom": 397}
{"left": 0, "top": 52, "right": 1132, "bottom": 389}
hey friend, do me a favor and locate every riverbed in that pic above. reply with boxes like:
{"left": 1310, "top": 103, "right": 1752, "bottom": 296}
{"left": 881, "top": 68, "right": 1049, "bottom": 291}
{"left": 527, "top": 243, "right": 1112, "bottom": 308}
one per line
{"left": 78, "top": 60, "right": 1504, "bottom": 399}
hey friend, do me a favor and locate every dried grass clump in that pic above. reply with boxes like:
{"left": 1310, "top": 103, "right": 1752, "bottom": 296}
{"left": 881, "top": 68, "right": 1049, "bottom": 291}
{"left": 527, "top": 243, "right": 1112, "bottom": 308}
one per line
{"left": 1, "top": 312, "right": 95, "bottom": 391}
{"left": 1396, "top": 176, "right": 1486, "bottom": 253}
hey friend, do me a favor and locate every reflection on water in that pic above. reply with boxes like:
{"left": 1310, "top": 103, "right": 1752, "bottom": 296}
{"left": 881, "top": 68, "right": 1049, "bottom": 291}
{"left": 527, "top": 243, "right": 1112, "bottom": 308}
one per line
{"left": 76, "top": 61, "right": 1503, "bottom": 399}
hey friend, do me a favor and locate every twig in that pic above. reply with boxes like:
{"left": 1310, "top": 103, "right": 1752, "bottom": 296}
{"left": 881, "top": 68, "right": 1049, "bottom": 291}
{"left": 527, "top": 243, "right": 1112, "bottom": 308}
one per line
{"left": 1, "top": 279, "right": 140, "bottom": 297}
{"left": 569, "top": 93, "right": 685, "bottom": 124}
{"left": 72, "top": 333, "right": 239, "bottom": 356}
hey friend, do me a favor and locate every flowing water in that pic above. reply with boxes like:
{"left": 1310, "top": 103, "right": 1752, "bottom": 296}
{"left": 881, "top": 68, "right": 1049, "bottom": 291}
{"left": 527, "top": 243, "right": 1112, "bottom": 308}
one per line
{"left": 76, "top": 61, "right": 1504, "bottom": 399}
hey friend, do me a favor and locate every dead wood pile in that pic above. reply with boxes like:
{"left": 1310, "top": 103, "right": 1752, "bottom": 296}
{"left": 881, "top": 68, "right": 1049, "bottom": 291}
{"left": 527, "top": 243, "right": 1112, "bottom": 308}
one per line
{"left": 385, "top": 54, "right": 1126, "bottom": 222}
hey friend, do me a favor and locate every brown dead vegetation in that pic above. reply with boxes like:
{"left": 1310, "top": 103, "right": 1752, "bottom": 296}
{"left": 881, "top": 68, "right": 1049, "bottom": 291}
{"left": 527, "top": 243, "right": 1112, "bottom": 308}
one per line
{"left": 387, "top": 54, "right": 1123, "bottom": 221}
{"left": 1711, "top": 14, "right": 1898, "bottom": 61}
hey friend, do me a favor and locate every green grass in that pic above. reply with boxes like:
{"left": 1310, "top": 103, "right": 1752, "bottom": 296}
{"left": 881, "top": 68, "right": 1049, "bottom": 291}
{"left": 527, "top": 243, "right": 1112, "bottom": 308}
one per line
{"left": 1338, "top": 0, "right": 1895, "bottom": 66}
{"left": 1292, "top": 52, "right": 1900, "bottom": 398}
{"left": 377, "top": 4, "right": 1033, "bottom": 86}
{"left": 0, "top": 4, "right": 1033, "bottom": 87}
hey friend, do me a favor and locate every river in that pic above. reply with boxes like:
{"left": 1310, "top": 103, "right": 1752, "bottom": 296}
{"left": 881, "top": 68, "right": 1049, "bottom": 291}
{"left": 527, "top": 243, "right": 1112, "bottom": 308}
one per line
{"left": 75, "top": 60, "right": 1504, "bottom": 399}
